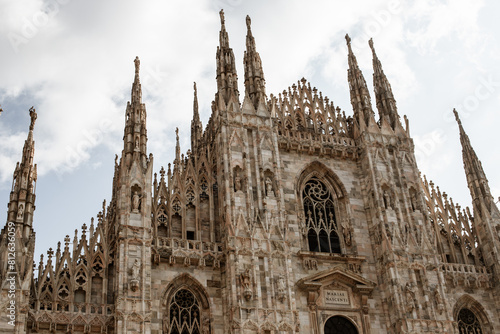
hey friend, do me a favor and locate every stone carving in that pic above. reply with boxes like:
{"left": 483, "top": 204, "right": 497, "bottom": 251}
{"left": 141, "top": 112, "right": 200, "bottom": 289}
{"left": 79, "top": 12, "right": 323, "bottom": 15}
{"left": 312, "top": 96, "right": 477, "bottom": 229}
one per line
{"left": 17, "top": 203, "right": 24, "bottom": 220}
{"left": 342, "top": 220, "right": 352, "bottom": 246}
{"left": 132, "top": 191, "right": 141, "bottom": 213}
{"left": 405, "top": 282, "right": 416, "bottom": 313}
{"left": 433, "top": 287, "right": 444, "bottom": 314}
{"left": 383, "top": 189, "right": 392, "bottom": 209}
{"left": 276, "top": 274, "right": 286, "bottom": 302}
{"left": 135, "top": 136, "right": 140, "bottom": 150}
{"left": 130, "top": 259, "right": 140, "bottom": 292}
{"left": 241, "top": 269, "right": 253, "bottom": 301}
{"left": 202, "top": 316, "right": 210, "bottom": 334}
{"left": 265, "top": 177, "right": 274, "bottom": 197}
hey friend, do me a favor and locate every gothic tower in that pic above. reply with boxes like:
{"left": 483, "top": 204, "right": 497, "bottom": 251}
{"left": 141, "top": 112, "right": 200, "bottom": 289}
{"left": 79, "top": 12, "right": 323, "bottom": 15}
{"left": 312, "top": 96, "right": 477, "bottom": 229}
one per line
{"left": 454, "top": 109, "right": 500, "bottom": 319}
{"left": 0, "top": 107, "right": 38, "bottom": 333}
{"left": 110, "top": 57, "right": 154, "bottom": 333}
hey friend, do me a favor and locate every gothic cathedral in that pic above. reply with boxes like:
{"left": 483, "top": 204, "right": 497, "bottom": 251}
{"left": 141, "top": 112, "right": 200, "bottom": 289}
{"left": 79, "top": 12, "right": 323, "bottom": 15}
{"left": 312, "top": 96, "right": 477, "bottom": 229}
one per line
{"left": 1, "top": 10, "right": 500, "bottom": 334}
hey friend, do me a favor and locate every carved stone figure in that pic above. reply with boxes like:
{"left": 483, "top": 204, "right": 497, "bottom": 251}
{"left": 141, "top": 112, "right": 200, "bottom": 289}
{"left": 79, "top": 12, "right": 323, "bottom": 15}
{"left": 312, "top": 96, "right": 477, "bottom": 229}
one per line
{"left": 434, "top": 288, "right": 444, "bottom": 314}
{"left": 276, "top": 274, "right": 286, "bottom": 302}
{"left": 265, "top": 177, "right": 274, "bottom": 197}
{"left": 132, "top": 191, "right": 141, "bottom": 213}
{"left": 241, "top": 269, "right": 252, "bottom": 301}
{"left": 342, "top": 221, "right": 352, "bottom": 246}
{"left": 130, "top": 259, "right": 140, "bottom": 292}
{"left": 17, "top": 203, "right": 24, "bottom": 220}
{"left": 234, "top": 174, "right": 242, "bottom": 192}
{"left": 405, "top": 282, "right": 416, "bottom": 313}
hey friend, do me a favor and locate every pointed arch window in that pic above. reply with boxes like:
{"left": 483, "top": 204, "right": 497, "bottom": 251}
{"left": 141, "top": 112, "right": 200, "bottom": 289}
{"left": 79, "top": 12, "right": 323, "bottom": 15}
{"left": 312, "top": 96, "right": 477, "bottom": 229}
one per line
{"left": 168, "top": 289, "right": 201, "bottom": 334}
{"left": 302, "top": 177, "right": 341, "bottom": 253}
{"left": 457, "top": 308, "right": 483, "bottom": 334}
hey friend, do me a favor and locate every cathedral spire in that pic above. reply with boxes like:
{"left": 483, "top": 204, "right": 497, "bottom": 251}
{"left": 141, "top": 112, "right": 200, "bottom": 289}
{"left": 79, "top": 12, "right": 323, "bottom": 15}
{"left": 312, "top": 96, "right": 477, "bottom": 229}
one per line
{"left": 6, "top": 107, "right": 37, "bottom": 234}
{"left": 243, "top": 15, "right": 266, "bottom": 109}
{"left": 454, "top": 109, "right": 497, "bottom": 217}
{"left": 123, "top": 56, "right": 148, "bottom": 166}
{"left": 216, "top": 9, "right": 239, "bottom": 105}
{"left": 191, "top": 82, "right": 202, "bottom": 155}
{"left": 193, "top": 82, "right": 199, "bottom": 123}
{"left": 345, "top": 34, "right": 375, "bottom": 129}
{"left": 369, "top": 38, "right": 401, "bottom": 130}
{"left": 0, "top": 107, "right": 37, "bottom": 317}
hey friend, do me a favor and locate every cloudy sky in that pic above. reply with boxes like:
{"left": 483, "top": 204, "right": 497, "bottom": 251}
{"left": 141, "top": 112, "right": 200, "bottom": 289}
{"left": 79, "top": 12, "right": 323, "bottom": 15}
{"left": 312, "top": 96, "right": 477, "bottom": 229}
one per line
{"left": 1, "top": 0, "right": 499, "bottom": 262}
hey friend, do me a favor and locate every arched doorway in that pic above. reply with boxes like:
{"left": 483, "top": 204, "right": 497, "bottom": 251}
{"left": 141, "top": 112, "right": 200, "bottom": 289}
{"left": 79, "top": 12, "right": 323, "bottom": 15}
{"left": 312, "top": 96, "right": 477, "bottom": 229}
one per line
{"left": 324, "top": 316, "right": 358, "bottom": 334}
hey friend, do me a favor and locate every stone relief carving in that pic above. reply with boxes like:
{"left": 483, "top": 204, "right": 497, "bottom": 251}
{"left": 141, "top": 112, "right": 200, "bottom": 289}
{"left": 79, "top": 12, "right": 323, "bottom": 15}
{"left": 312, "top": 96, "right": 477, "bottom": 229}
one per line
{"left": 130, "top": 259, "right": 140, "bottom": 292}
{"left": 241, "top": 269, "right": 253, "bottom": 301}
{"left": 276, "top": 274, "right": 286, "bottom": 302}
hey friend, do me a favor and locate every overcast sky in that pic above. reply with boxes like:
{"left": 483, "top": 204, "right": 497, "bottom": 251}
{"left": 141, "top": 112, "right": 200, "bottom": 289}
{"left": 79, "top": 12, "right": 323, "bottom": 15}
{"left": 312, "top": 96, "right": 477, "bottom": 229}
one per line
{"left": 1, "top": 0, "right": 499, "bottom": 262}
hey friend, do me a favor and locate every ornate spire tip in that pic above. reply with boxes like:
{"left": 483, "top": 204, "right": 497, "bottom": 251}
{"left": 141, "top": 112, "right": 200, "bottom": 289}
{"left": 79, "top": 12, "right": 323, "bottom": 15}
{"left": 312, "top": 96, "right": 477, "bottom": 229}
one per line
{"left": 368, "top": 38, "right": 374, "bottom": 50}
{"left": 246, "top": 15, "right": 251, "bottom": 30}
{"left": 453, "top": 108, "right": 462, "bottom": 126}
{"left": 29, "top": 106, "right": 37, "bottom": 131}
{"left": 345, "top": 34, "right": 351, "bottom": 45}
{"left": 134, "top": 56, "right": 140, "bottom": 74}
{"left": 219, "top": 9, "right": 225, "bottom": 25}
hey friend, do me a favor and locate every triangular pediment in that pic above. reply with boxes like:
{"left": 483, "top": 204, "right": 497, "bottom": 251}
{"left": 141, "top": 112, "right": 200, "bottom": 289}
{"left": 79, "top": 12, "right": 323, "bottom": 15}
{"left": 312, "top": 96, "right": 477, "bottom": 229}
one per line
{"left": 297, "top": 266, "right": 376, "bottom": 293}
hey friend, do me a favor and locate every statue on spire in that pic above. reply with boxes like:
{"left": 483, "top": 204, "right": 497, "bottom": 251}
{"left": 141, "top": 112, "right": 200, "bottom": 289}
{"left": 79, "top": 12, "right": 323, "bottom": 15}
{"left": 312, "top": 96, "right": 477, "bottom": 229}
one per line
{"left": 246, "top": 15, "right": 251, "bottom": 30}
{"left": 219, "top": 9, "right": 225, "bottom": 25}
{"left": 134, "top": 56, "right": 140, "bottom": 74}
{"left": 453, "top": 108, "right": 462, "bottom": 126}
{"left": 345, "top": 33, "right": 351, "bottom": 45}
{"left": 29, "top": 106, "right": 37, "bottom": 131}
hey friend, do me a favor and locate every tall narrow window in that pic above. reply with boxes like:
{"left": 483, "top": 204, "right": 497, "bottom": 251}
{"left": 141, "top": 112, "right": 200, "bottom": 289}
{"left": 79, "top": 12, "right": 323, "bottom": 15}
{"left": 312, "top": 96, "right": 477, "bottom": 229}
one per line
{"left": 457, "top": 308, "right": 483, "bottom": 334}
{"left": 168, "top": 289, "right": 200, "bottom": 334}
{"left": 302, "top": 177, "right": 341, "bottom": 253}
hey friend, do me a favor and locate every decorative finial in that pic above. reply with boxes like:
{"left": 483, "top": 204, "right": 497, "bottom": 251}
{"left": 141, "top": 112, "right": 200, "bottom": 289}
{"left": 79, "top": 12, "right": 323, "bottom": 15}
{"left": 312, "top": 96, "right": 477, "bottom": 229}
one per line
{"left": 47, "top": 248, "right": 54, "bottom": 259}
{"left": 219, "top": 9, "right": 225, "bottom": 25}
{"left": 345, "top": 34, "right": 351, "bottom": 45}
{"left": 175, "top": 127, "right": 179, "bottom": 140}
{"left": 368, "top": 38, "right": 374, "bottom": 50}
{"left": 246, "top": 15, "right": 251, "bottom": 30}
{"left": 194, "top": 82, "right": 197, "bottom": 95}
{"left": 134, "top": 56, "right": 140, "bottom": 74}
{"left": 453, "top": 108, "right": 461, "bottom": 125}
{"left": 29, "top": 106, "right": 37, "bottom": 131}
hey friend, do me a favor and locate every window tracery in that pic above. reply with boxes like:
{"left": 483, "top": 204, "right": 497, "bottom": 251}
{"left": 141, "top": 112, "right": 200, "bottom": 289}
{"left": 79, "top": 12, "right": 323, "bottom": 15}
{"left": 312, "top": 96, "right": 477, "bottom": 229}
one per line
{"left": 457, "top": 308, "right": 483, "bottom": 334}
{"left": 302, "top": 177, "right": 341, "bottom": 253}
{"left": 168, "top": 289, "right": 201, "bottom": 334}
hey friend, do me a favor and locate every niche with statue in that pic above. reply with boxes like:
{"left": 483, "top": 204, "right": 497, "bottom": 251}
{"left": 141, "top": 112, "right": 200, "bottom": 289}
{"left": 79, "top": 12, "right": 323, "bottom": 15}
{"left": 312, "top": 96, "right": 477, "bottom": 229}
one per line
{"left": 131, "top": 185, "right": 142, "bottom": 213}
